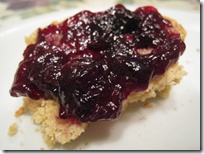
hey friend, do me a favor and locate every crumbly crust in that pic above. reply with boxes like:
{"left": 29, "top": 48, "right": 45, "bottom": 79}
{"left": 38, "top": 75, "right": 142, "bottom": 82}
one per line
{"left": 163, "top": 16, "right": 187, "bottom": 41}
{"left": 14, "top": 106, "right": 27, "bottom": 117}
{"left": 21, "top": 16, "right": 187, "bottom": 149}
{"left": 23, "top": 98, "right": 87, "bottom": 149}
{"left": 7, "top": 123, "right": 18, "bottom": 136}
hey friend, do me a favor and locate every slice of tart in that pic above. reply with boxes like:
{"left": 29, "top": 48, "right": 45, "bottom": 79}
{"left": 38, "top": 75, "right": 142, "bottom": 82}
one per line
{"left": 10, "top": 4, "right": 187, "bottom": 149}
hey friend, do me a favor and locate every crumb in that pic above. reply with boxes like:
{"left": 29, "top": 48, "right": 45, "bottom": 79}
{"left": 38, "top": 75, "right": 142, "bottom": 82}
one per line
{"left": 19, "top": 118, "right": 22, "bottom": 123}
{"left": 139, "top": 134, "right": 141, "bottom": 137}
{"left": 174, "top": 108, "right": 177, "bottom": 111}
{"left": 15, "top": 106, "right": 27, "bottom": 117}
{"left": 7, "top": 123, "right": 18, "bottom": 136}
{"left": 190, "top": 100, "right": 192, "bottom": 102}
{"left": 40, "top": 147, "right": 45, "bottom": 150}
{"left": 196, "top": 48, "right": 200, "bottom": 52}
{"left": 20, "top": 129, "right": 23, "bottom": 133}
{"left": 143, "top": 102, "right": 153, "bottom": 107}
{"left": 182, "top": 104, "right": 184, "bottom": 106}
{"left": 20, "top": 142, "right": 23, "bottom": 146}
{"left": 79, "top": 147, "right": 82, "bottom": 150}
{"left": 186, "top": 61, "right": 189, "bottom": 64}
{"left": 139, "top": 117, "right": 147, "bottom": 120}
{"left": 34, "top": 128, "right": 39, "bottom": 132}
{"left": 85, "top": 142, "right": 88, "bottom": 146}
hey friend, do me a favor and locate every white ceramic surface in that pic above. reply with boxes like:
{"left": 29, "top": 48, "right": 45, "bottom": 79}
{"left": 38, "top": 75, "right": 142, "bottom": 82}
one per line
{"left": 0, "top": 6, "right": 200, "bottom": 150}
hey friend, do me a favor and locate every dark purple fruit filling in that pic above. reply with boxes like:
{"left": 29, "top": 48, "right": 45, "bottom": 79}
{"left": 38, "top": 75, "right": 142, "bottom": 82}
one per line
{"left": 10, "top": 5, "right": 186, "bottom": 122}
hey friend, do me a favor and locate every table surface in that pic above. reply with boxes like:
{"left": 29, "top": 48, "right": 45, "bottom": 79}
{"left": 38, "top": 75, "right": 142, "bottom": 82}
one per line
{"left": 0, "top": 0, "right": 200, "bottom": 28}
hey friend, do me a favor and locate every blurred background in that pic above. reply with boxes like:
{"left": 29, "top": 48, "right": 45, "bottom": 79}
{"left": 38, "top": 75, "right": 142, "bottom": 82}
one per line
{"left": 0, "top": 0, "right": 200, "bottom": 27}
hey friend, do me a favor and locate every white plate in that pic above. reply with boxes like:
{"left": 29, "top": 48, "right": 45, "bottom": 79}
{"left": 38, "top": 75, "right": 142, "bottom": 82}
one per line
{"left": 0, "top": 6, "right": 200, "bottom": 150}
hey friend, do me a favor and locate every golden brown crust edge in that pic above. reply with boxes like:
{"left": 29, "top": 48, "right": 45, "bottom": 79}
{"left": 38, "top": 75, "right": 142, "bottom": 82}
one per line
{"left": 163, "top": 16, "right": 187, "bottom": 41}
{"left": 21, "top": 16, "right": 187, "bottom": 149}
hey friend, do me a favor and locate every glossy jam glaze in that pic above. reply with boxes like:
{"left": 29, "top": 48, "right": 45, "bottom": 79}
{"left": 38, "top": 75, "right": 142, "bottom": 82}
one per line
{"left": 10, "top": 4, "right": 186, "bottom": 122}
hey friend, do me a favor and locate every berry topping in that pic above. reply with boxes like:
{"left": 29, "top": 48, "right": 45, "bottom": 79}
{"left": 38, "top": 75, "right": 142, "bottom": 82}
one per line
{"left": 10, "top": 5, "right": 185, "bottom": 122}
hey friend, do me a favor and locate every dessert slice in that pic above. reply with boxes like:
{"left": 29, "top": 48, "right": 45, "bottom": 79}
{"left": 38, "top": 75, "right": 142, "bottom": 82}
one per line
{"left": 10, "top": 5, "right": 187, "bottom": 149}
